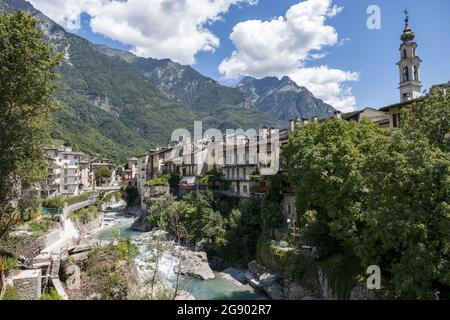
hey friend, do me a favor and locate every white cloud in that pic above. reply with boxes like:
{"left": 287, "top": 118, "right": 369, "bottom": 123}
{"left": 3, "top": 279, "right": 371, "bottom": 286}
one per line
{"left": 289, "top": 66, "right": 359, "bottom": 112}
{"left": 219, "top": 0, "right": 359, "bottom": 111}
{"left": 28, "top": 0, "right": 257, "bottom": 65}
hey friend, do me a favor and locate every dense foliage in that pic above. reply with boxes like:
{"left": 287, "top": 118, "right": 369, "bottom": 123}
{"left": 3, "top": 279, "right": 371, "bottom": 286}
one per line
{"left": 73, "top": 206, "right": 99, "bottom": 225}
{"left": 41, "top": 196, "right": 65, "bottom": 210}
{"left": 0, "top": 11, "right": 60, "bottom": 240}
{"left": 63, "top": 192, "right": 94, "bottom": 206}
{"left": 147, "top": 192, "right": 264, "bottom": 266}
{"left": 40, "top": 288, "right": 62, "bottom": 300}
{"left": 79, "top": 242, "right": 137, "bottom": 300}
{"left": 284, "top": 95, "right": 450, "bottom": 299}
{"left": 95, "top": 167, "right": 112, "bottom": 186}
{"left": 145, "top": 174, "right": 171, "bottom": 187}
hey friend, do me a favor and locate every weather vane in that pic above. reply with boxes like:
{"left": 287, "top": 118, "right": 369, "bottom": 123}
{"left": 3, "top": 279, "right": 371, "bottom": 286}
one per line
{"left": 404, "top": 8, "right": 409, "bottom": 21}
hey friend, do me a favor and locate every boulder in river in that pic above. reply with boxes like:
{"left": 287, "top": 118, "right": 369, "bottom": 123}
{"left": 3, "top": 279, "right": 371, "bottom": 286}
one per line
{"left": 177, "top": 250, "right": 215, "bottom": 281}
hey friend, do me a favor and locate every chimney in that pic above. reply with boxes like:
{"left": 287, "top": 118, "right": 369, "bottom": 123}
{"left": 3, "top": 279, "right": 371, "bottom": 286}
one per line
{"left": 313, "top": 116, "right": 319, "bottom": 123}
{"left": 334, "top": 111, "right": 342, "bottom": 119}
{"left": 290, "top": 119, "right": 295, "bottom": 132}
{"left": 302, "top": 118, "right": 309, "bottom": 125}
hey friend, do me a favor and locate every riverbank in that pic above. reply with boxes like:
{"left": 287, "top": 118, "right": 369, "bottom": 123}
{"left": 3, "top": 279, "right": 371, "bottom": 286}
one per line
{"left": 94, "top": 210, "right": 268, "bottom": 300}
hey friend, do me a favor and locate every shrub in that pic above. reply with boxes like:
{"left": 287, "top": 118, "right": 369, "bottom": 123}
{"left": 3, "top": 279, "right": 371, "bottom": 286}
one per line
{"left": 114, "top": 238, "right": 139, "bottom": 261}
{"left": 0, "top": 256, "right": 18, "bottom": 276}
{"left": 41, "top": 196, "right": 65, "bottom": 210}
{"left": 3, "top": 286, "right": 19, "bottom": 300}
{"left": 145, "top": 174, "right": 171, "bottom": 187}
{"left": 64, "top": 192, "right": 91, "bottom": 206}
{"left": 40, "top": 288, "right": 62, "bottom": 300}
{"left": 73, "top": 206, "right": 99, "bottom": 224}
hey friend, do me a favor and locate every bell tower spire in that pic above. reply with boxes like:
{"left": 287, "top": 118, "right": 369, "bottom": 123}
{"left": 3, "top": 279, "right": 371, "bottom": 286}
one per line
{"left": 398, "top": 9, "right": 422, "bottom": 102}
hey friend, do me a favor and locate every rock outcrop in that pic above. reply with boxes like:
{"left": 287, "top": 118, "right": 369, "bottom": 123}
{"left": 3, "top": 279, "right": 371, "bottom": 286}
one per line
{"left": 177, "top": 250, "right": 215, "bottom": 281}
{"left": 247, "top": 261, "right": 319, "bottom": 300}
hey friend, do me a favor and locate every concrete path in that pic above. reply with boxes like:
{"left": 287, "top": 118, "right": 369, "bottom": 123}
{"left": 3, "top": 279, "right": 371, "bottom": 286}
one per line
{"left": 35, "top": 198, "right": 98, "bottom": 261}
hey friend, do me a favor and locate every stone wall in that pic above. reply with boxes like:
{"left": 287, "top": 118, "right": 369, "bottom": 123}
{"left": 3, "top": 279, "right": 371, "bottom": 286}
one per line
{"left": 8, "top": 269, "right": 42, "bottom": 300}
{"left": 39, "top": 229, "right": 63, "bottom": 249}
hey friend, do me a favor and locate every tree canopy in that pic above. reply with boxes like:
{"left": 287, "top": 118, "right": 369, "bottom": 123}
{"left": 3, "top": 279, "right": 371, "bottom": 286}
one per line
{"left": 284, "top": 104, "right": 449, "bottom": 299}
{"left": 95, "top": 167, "right": 112, "bottom": 186}
{"left": 0, "top": 11, "right": 61, "bottom": 240}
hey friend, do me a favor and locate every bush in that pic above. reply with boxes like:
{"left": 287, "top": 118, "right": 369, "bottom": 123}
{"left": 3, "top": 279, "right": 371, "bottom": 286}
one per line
{"left": 65, "top": 192, "right": 91, "bottom": 206}
{"left": 40, "top": 288, "right": 62, "bottom": 300}
{"left": 41, "top": 196, "right": 65, "bottom": 210}
{"left": 28, "top": 217, "right": 59, "bottom": 236}
{"left": 114, "top": 238, "right": 139, "bottom": 261}
{"left": 256, "top": 235, "right": 314, "bottom": 282}
{"left": 0, "top": 256, "right": 18, "bottom": 276}
{"left": 3, "top": 286, "right": 19, "bottom": 300}
{"left": 145, "top": 174, "right": 171, "bottom": 187}
{"left": 73, "top": 206, "right": 99, "bottom": 224}
{"left": 85, "top": 246, "right": 133, "bottom": 300}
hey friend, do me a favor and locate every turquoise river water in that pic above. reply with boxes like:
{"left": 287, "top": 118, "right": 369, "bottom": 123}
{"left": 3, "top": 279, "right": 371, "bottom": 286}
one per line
{"left": 98, "top": 211, "right": 268, "bottom": 300}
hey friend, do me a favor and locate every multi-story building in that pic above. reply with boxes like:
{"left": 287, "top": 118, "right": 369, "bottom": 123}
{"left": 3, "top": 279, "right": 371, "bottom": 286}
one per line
{"left": 122, "top": 158, "right": 139, "bottom": 187}
{"left": 43, "top": 146, "right": 85, "bottom": 197}
{"left": 220, "top": 132, "right": 257, "bottom": 198}
{"left": 80, "top": 160, "right": 91, "bottom": 191}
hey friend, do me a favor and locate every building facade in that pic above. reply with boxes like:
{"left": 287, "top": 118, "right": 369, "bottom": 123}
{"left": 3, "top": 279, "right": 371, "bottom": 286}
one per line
{"left": 43, "top": 147, "right": 85, "bottom": 197}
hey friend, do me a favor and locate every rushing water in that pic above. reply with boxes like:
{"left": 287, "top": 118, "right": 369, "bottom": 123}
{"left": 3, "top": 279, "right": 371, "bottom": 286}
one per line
{"left": 98, "top": 211, "right": 141, "bottom": 241}
{"left": 98, "top": 211, "right": 268, "bottom": 300}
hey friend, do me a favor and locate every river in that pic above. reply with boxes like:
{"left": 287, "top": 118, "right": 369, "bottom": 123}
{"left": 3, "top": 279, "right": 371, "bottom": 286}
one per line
{"left": 98, "top": 210, "right": 268, "bottom": 300}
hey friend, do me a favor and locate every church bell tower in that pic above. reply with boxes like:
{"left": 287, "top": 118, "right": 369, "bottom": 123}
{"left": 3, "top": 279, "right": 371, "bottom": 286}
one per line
{"left": 398, "top": 9, "right": 422, "bottom": 102}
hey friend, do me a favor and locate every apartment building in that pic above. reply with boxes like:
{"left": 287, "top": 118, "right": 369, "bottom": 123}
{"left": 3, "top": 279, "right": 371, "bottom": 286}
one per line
{"left": 80, "top": 160, "right": 91, "bottom": 191}
{"left": 122, "top": 158, "right": 139, "bottom": 187}
{"left": 43, "top": 147, "right": 85, "bottom": 197}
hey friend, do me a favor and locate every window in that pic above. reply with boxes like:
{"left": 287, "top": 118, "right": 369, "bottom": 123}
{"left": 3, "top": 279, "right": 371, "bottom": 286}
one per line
{"left": 402, "top": 49, "right": 407, "bottom": 58}
{"left": 393, "top": 113, "right": 401, "bottom": 128}
{"left": 243, "top": 185, "right": 248, "bottom": 193}
{"left": 414, "top": 66, "right": 419, "bottom": 81}
{"left": 403, "top": 66, "right": 409, "bottom": 82}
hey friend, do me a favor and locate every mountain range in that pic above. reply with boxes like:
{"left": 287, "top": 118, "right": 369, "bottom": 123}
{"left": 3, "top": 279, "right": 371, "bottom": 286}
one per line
{"left": 0, "top": 0, "right": 336, "bottom": 163}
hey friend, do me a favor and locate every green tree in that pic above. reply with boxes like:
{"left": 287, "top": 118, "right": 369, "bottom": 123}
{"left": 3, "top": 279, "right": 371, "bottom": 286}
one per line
{"left": 0, "top": 11, "right": 61, "bottom": 240}
{"left": 401, "top": 87, "right": 450, "bottom": 152}
{"left": 285, "top": 117, "right": 450, "bottom": 299}
{"left": 261, "top": 175, "right": 286, "bottom": 238}
{"left": 223, "top": 198, "right": 262, "bottom": 265}
{"left": 95, "top": 167, "right": 112, "bottom": 186}
{"left": 198, "top": 166, "right": 222, "bottom": 189}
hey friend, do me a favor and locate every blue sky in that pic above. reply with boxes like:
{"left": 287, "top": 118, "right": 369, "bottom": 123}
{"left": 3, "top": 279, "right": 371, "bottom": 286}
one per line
{"left": 29, "top": 0, "right": 450, "bottom": 111}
